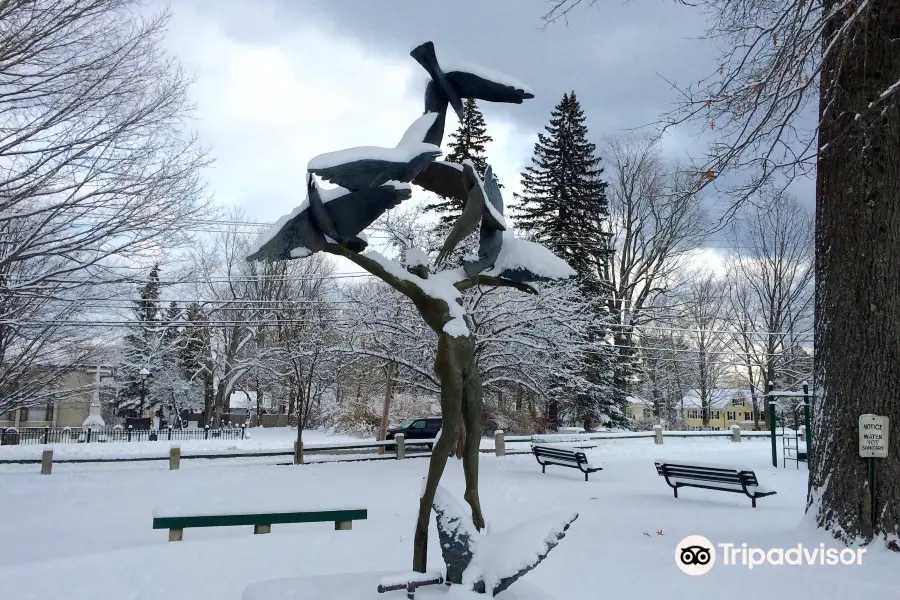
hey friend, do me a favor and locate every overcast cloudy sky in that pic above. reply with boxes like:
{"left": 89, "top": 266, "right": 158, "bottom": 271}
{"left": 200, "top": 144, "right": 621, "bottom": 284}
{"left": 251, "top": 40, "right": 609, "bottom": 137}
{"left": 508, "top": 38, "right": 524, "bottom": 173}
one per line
{"left": 160, "top": 0, "right": 714, "bottom": 210}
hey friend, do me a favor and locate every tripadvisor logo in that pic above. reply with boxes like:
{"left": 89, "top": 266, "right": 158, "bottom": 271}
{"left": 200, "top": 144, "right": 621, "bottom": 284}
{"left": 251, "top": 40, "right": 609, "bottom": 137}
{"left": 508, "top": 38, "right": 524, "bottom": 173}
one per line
{"left": 676, "top": 535, "right": 867, "bottom": 574}
{"left": 676, "top": 535, "right": 716, "bottom": 576}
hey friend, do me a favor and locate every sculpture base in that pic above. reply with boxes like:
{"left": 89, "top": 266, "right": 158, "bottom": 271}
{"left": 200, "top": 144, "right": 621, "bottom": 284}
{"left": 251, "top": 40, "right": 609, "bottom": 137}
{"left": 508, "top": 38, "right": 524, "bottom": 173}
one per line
{"left": 242, "top": 572, "right": 558, "bottom": 600}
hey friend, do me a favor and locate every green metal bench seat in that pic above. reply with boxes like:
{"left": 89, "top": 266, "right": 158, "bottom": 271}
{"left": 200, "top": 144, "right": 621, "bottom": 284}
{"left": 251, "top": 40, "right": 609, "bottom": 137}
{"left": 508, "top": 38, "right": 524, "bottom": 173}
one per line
{"left": 153, "top": 508, "right": 367, "bottom": 541}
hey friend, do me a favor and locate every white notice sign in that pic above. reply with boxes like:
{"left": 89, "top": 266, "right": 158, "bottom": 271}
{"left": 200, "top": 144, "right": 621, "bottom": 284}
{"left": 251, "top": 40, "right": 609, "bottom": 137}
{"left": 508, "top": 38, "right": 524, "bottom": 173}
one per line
{"left": 859, "top": 414, "right": 889, "bottom": 458}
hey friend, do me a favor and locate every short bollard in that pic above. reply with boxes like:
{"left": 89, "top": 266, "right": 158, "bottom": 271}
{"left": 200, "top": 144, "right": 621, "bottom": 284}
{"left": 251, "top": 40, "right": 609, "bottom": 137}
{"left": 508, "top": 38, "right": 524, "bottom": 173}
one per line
{"left": 494, "top": 430, "right": 505, "bottom": 457}
{"left": 731, "top": 424, "right": 742, "bottom": 443}
{"left": 169, "top": 446, "right": 181, "bottom": 470}
{"left": 41, "top": 449, "right": 53, "bottom": 475}
{"left": 653, "top": 425, "right": 664, "bottom": 445}
{"left": 395, "top": 433, "right": 405, "bottom": 460}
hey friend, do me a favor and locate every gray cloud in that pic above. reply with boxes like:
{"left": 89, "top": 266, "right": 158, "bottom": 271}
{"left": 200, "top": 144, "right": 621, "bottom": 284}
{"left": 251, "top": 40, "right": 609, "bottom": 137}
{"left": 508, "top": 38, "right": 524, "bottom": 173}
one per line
{"left": 266, "top": 0, "right": 710, "bottom": 147}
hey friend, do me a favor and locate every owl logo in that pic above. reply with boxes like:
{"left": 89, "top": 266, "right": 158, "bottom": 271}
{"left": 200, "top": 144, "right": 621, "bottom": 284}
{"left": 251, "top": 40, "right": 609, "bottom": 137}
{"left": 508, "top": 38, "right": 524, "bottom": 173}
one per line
{"left": 676, "top": 536, "right": 716, "bottom": 575}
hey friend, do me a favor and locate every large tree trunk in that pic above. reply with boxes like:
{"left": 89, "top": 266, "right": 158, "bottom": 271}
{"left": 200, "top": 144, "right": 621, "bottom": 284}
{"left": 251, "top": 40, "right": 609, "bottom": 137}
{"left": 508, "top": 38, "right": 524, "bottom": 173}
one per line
{"left": 811, "top": 0, "right": 900, "bottom": 548}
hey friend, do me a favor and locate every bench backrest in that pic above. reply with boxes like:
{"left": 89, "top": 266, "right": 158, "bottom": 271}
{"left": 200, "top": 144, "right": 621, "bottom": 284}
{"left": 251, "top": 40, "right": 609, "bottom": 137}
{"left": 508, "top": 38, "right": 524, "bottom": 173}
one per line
{"left": 152, "top": 508, "right": 367, "bottom": 530}
{"left": 533, "top": 445, "right": 588, "bottom": 465}
{"left": 655, "top": 462, "right": 757, "bottom": 487}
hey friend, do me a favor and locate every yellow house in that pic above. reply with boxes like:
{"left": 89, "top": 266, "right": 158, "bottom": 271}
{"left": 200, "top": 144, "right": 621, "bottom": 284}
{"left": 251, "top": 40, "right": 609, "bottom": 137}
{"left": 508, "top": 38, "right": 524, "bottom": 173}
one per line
{"left": 624, "top": 396, "right": 657, "bottom": 423}
{"left": 0, "top": 367, "right": 113, "bottom": 430}
{"left": 681, "top": 389, "right": 767, "bottom": 431}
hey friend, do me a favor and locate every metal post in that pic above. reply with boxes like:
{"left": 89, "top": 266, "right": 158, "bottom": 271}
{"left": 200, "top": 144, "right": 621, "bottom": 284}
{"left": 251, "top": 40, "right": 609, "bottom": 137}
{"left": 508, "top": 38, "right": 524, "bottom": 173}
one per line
{"left": 139, "top": 379, "right": 145, "bottom": 416}
{"left": 168, "top": 426, "right": 172, "bottom": 441}
{"left": 86, "top": 428, "right": 92, "bottom": 444}
{"left": 802, "top": 382, "right": 812, "bottom": 462}
{"left": 768, "top": 381, "right": 777, "bottom": 467}
{"left": 241, "top": 423, "right": 246, "bottom": 439}
{"left": 42, "top": 426, "right": 49, "bottom": 444}
{"left": 204, "top": 424, "right": 209, "bottom": 440}
{"left": 127, "top": 425, "right": 132, "bottom": 442}
{"left": 869, "top": 456, "right": 877, "bottom": 531}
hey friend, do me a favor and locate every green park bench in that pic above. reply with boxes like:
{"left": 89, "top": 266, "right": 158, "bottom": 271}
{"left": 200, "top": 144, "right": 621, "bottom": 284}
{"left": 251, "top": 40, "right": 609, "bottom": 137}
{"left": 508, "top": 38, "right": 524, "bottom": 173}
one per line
{"left": 153, "top": 507, "right": 368, "bottom": 541}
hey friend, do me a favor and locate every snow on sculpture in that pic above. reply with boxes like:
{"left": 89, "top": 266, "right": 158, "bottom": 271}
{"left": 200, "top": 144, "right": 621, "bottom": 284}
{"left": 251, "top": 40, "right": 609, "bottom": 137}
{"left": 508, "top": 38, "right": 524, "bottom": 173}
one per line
{"left": 248, "top": 41, "right": 576, "bottom": 594}
{"left": 432, "top": 484, "right": 578, "bottom": 595}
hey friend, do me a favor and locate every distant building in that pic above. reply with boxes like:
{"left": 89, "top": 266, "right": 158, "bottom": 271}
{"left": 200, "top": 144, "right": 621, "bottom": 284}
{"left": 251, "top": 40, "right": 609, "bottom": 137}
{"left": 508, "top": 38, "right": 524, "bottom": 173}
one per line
{"left": 623, "top": 389, "right": 769, "bottom": 431}
{"left": 680, "top": 388, "right": 767, "bottom": 431}
{"left": 624, "top": 396, "right": 656, "bottom": 422}
{"left": 226, "top": 390, "right": 274, "bottom": 424}
{"left": 0, "top": 366, "right": 114, "bottom": 429}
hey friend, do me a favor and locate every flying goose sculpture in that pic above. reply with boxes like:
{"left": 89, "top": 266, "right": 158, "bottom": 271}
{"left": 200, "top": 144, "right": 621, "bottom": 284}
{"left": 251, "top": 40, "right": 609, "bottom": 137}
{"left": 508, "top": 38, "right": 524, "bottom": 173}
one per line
{"left": 247, "top": 175, "right": 411, "bottom": 261}
{"left": 410, "top": 41, "right": 535, "bottom": 146}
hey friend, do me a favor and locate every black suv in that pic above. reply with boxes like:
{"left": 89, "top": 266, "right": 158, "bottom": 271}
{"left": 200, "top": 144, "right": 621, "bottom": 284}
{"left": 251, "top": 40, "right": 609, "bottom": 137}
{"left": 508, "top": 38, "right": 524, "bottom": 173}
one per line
{"left": 387, "top": 416, "right": 442, "bottom": 442}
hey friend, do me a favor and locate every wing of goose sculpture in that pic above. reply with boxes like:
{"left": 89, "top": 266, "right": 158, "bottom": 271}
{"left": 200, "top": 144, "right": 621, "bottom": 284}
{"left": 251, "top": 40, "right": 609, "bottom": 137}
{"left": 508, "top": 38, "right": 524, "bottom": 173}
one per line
{"left": 435, "top": 162, "right": 509, "bottom": 266}
{"left": 462, "top": 165, "right": 506, "bottom": 277}
{"left": 247, "top": 177, "right": 412, "bottom": 261}
{"left": 435, "top": 163, "right": 482, "bottom": 265}
{"left": 307, "top": 113, "right": 441, "bottom": 191}
{"left": 411, "top": 160, "right": 469, "bottom": 201}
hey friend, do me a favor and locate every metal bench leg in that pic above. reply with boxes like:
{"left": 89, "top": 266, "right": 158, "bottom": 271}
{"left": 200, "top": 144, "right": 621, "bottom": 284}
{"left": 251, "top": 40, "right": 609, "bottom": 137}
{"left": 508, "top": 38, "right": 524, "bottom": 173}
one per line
{"left": 584, "top": 471, "right": 589, "bottom": 482}
{"left": 673, "top": 487, "right": 678, "bottom": 499}
{"left": 168, "top": 528, "right": 183, "bottom": 542}
{"left": 542, "top": 464, "right": 546, "bottom": 474}
{"left": 406, "top": 582, "right": 415, "bottom": 599}
{"left": 335, "top": 520, "right": 352, "bottom": 530}
{"left": 254, "top": 524, "right": 271, "bottom": 534}
{"left": 752, "top": 497, "right": 756, "bottom": 508}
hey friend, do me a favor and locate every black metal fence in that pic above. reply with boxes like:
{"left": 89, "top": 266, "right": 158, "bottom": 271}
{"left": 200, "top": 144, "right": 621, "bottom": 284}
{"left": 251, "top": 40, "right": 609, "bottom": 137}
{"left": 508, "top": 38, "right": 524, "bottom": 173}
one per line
{"left": 0, "top": 425, "right": 247, "bottom": 445}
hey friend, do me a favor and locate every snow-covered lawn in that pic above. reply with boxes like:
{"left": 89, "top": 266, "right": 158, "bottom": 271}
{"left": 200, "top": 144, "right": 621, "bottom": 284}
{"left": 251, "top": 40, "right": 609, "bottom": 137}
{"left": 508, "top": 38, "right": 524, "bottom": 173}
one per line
{"left": 0, "top": 437, "right": 896, "bottom": 599}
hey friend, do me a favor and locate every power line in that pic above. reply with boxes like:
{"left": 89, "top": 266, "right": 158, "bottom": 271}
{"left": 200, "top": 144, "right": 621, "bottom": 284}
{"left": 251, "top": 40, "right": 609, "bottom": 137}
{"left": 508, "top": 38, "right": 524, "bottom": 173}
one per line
{"left": 631, "top": 322, "right": 813, "bottom": 338}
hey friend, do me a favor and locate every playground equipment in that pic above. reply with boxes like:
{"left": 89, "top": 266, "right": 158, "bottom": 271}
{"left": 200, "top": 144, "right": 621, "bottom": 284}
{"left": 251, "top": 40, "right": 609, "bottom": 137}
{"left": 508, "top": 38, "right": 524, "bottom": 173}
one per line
{"left": 766, "top": 382, "right": 813, "bottom": 468}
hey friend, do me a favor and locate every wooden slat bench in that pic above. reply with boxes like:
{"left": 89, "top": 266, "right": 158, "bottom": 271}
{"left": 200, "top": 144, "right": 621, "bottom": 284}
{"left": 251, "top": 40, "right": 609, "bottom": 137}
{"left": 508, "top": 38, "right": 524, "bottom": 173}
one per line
{"left": 532, "top": 444, "right": 602, "bottom": 481}
{"left": 152, "top": 508, "right": 367, "bottom": 541}
{"left": 654, "top": 460, "right": 776, "bottom": 507}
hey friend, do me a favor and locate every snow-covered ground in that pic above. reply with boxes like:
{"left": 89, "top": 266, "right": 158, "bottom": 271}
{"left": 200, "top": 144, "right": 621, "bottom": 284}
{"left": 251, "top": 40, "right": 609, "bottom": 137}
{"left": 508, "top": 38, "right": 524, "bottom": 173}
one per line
{"left": 0, "top": 437, "right": 895, "bottom": 599}
{"left": 0, "top": 427, "right": 362, "bottom": 461}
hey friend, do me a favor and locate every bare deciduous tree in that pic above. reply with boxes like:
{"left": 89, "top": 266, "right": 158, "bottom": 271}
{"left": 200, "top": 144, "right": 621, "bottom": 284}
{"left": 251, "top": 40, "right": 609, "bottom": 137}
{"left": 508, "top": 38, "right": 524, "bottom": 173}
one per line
{"left": 543, "top": 0, "right": 900, "bottom": 546}
{"left": 0, "top": 0, "right": 210, "bottom": 409}
{"left": 724, "top": 190, "right": 814, "bottom": 426}
{"left": 681, "top": 270, "right": 729, "bottom": 426}
{"left": 602, "top": 134, "right": 707, "bottom": 411}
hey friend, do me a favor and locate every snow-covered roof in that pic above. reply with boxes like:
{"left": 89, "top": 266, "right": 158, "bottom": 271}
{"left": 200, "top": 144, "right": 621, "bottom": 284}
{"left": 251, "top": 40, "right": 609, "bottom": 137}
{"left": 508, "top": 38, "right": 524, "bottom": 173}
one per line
{"left": 681, "top": 389, "right": 754, "bottom": 409}
{"left": 625, "top": 396, "right": 651, "bottom": 406}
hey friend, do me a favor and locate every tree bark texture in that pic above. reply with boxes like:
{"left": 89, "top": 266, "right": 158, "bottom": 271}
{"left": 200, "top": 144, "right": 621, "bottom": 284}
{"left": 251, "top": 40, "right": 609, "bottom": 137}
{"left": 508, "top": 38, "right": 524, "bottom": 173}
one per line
{"left": 811, "top": 0, "right": 900, "bottom": 547}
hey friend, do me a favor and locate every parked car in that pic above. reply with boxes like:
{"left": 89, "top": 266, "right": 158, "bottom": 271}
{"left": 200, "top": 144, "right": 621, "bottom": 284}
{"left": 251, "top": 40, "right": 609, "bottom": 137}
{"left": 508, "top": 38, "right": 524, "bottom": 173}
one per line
{"left": 386, "top": 417, "right": 442, "bottom": 448}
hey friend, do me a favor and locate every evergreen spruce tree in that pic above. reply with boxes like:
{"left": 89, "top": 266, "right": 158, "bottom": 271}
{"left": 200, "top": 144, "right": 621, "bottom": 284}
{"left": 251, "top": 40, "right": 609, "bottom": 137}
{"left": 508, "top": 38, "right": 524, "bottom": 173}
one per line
{"left": 425, "top": 98, "right": 497, "bottom": 228}
{"left": 515, "top": 91, "right": 610, "bottom": 290}
{"left": 515, "top": 91, "right": 617, "bottom": 429}
{"left": 119, "top": 265, "right": 162, "bottom": 416}
{"left": 181, "top": 302, "right": 214, "bottom": 423}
